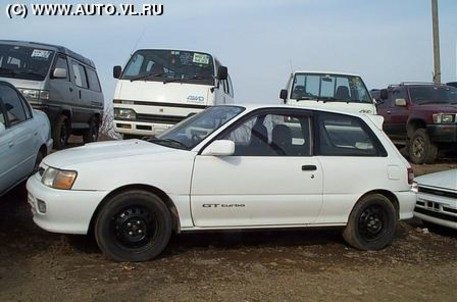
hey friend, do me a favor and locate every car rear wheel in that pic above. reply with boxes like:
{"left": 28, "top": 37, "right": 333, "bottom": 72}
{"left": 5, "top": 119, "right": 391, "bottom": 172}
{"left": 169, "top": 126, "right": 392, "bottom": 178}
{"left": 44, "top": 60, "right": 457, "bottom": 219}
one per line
{"left": 343, "top": 194, "right": 397, "bottom": 250}
{"left": 53, "top": 115, "right": 70, "bottom": 150}
{"left": 408, "top": 128, "right": 438, "bottom": 164}
{"left": 94, "top": 190, "right": 172, "bottom": 262}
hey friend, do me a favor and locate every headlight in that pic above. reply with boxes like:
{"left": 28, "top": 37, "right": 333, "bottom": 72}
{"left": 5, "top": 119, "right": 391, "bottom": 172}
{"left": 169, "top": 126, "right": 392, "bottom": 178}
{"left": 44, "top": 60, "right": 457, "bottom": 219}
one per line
{"left": 42, "top": 167, "right": 77, "bottom": 190}
{"left": 18, "top": 88, "right": 49, "bottom": 100}
{"left": 411, "top": 181, "right": 418, "bottom": 193}
{"left": 432, "top": 113, "right": 455, "bottom": 123}
{"left": 114, "top": 108, "right": 137, "bottom": 120}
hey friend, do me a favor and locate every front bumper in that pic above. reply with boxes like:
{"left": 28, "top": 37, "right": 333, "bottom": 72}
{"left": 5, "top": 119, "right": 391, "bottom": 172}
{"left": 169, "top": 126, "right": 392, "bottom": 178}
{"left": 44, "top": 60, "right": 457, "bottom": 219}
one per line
{"left": 427, "top": 124, "right": 457, "bottom": 143}
{"left": 26, "top": 172, "right": 108, "bottom": 235}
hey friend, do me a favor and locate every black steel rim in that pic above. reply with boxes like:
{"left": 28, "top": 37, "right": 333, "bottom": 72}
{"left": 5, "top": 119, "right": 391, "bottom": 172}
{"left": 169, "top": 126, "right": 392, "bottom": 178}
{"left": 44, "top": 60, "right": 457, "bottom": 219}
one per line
{"left": 358, "top": 205, "right": 386, "bottom": 241}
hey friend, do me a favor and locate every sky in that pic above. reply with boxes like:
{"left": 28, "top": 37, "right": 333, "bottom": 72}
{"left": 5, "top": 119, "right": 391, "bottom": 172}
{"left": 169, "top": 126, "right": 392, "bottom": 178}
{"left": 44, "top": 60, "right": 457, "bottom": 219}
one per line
{"left": 1, "top": 0, "right": 457, "bottom": 106}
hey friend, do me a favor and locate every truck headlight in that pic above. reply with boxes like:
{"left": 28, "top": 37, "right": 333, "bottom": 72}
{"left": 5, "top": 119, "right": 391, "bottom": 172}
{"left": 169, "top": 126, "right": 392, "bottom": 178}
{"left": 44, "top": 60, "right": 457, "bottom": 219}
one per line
{"left": 42, "top": 167, "right": 77, "bottom": 190}
{"left": 432, "top": 113, "right": 455, "bottom": 123}
{"left": 114, "top": 108, "right": 137, "bottom": 120}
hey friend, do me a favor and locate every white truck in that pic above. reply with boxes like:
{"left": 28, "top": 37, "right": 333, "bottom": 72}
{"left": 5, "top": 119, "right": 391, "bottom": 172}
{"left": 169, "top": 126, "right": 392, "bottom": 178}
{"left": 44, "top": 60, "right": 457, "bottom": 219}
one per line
{"left": 280, "top": 71, "right": 377, "bottom": 114}
{"left": 112, "top": 49, "right": 234, "bottom": 138}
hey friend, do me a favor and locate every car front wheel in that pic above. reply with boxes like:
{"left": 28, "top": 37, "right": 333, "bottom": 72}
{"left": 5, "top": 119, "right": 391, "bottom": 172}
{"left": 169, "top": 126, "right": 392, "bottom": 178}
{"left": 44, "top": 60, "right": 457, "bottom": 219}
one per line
{"left": 343, "top": 194, "right": 397, "bottom": 250}
{"left": 408, "top": 128, "right": 438, "bottom": 164}
{"left": 94, "top": 190, "right": 172, "bottom": 262}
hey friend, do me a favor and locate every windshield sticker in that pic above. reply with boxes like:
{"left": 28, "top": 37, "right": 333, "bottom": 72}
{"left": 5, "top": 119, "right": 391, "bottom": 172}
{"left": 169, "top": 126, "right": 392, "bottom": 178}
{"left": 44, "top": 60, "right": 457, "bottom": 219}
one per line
{"left": 31, "top": 49, "right": 51, "bottom": 59}
{"left": 193, "top": 53, "right": 209, "bottom": 65}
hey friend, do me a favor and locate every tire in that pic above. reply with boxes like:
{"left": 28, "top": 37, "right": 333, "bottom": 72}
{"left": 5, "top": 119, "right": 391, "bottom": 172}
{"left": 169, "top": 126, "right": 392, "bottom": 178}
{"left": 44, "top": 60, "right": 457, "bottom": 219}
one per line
{"left": 94, "top": 190, "right": 172, "bottom": 262}
{"left": 343, "top": 194, "right": 397, "bottom": 250}
{"left": 408, "top": 128, "right": 438, "bottom": 164}
{"left": 83, "top": 118, "right": 99, "bottom": 144}
{"left": 53, "top": 115, "right": 70, "bottom": 150}
{"left": 33, "top": 148, "right": 45, "bottom": 174}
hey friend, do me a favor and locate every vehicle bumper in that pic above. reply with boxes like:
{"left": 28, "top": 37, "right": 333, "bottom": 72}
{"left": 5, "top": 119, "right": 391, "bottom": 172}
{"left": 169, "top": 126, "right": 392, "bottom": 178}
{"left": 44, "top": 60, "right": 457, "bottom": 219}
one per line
{"left": 397, "top": 191, "right": 417, "bottom": 220}
{"left": 427, "top": 124, "right": 457, "bottom": 143}
{"left": 414, "top": 191, "right": 457, "bottom": 229}
{"left": 113, "top": 120, "right": 175, "bottom": 137}
{"left": 26, "top": 173, "right": 107, "bottom": 235}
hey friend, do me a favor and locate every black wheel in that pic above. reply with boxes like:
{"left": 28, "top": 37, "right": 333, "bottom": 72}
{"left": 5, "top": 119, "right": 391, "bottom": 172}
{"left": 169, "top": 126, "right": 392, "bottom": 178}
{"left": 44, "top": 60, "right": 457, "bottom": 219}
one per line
{"left": 94, "top": 190, "right": 172, "bottom": 262}
{"left": 408, "top": 128, "right": 438, "bottom": 164}
{"left": 83, "top": 118, "right": 99, "bottom": 144}
{"left": 53, "top": 115, "right": 70, "bottom": 150}
{"left": 343, "top": 194, "right": 397, "bottom": 250}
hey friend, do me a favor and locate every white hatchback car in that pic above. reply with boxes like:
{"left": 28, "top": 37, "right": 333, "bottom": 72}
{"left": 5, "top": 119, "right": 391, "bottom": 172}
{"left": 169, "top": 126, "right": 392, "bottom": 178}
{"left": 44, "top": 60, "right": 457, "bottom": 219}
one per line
{"left": 27, "top": 104, "right": 416, "bottom": 261}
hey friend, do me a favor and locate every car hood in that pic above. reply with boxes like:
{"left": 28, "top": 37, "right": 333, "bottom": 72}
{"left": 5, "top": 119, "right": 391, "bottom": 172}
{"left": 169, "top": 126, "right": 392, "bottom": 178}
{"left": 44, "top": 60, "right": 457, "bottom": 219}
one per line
{"left": 415, "top": 169, "right": 457, "bottom": 191}
{"left": 43, "top": 139, "right": 175, "bottom": 168}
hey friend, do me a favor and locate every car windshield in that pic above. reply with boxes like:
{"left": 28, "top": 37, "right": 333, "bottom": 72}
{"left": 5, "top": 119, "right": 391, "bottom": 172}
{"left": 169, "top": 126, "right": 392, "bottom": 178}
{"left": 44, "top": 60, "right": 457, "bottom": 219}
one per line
{"left": 149, "top": 105, "right": 245, "bottom": 149}
{"left": 0, "top": 44, "right": 54, "bottom": 81}
{"left": 409, "top": 86, "right": 457, "bottom": 105}
{"left": 121, "top": 49, "right": 216, "bottom": 85}
{"left": 291, "top": 73, "right": 372, "bottom": 103}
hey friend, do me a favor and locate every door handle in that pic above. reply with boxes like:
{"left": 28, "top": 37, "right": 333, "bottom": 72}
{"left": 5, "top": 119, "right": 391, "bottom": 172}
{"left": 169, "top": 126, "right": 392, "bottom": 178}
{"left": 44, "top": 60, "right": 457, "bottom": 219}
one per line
{"left": 69, "top": 87, "right": 73, "bottom": 92}
{"left": 302, "top": 165, "right": 317, "bottom": 171}
{"left": 79, "top": 90, "right": 82, "bottom": 99}
{"left": 8, "top": 141, "right": 14, "bottom": 148}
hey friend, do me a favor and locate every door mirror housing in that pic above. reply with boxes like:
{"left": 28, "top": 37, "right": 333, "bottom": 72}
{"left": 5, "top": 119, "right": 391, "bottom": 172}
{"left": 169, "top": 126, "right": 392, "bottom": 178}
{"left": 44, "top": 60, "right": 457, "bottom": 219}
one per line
{"left": 395, "top": 98, "right": 407, "bottom": 106}
{"left": 217, "top": 66, "right": 228, "bottom": 80}
{"left": 53, "top": 68, "right": 67, "bottom": 79}
{"left": 113, "top": 65, "right": 122, "bottom": 79}
{"left": 201, "top": 140, "right": 235, "bottom": 156}
{"left": 280, "top": 89, "right": 288, "bottom": 103}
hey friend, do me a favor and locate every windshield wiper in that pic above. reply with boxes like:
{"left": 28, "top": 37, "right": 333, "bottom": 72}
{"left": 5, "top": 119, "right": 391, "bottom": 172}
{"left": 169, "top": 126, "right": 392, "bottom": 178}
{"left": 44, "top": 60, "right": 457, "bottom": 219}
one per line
{"left": 296, "top": 97, "right": 315, "bottom": 101}
{"left": 147, "top": 138, "right": 189, "bottom": 149}
{"left": 0, "top": 67, "right": 16, "bottom": 77}
{"left": 130, "top": 71, "right": 164, "bottom": 82}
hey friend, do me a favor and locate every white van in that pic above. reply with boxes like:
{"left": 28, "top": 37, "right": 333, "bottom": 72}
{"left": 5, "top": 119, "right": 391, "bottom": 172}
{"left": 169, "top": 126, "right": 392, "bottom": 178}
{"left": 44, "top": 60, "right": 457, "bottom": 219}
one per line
{"left": 280, "top": 71, "right": 376, "bottom": 114}
{"left": 112, "top": 49, "right": 234, "bottom": 138}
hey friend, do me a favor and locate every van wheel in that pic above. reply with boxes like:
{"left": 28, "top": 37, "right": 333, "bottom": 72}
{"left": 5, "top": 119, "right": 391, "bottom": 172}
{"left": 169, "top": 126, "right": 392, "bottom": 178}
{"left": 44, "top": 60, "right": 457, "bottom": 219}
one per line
{"left": 53, "top": 115, "right": 69, "bottom": 150}
{"left": 83, "top": 119, "right": 99, "bottom": 144}
{"left": 408, "top": 128, "right": 438, "bottom": 164}
{"left": 94, "top": 190, "right": 172, "bottom": 262}
{"left": 33, "top": 148, "right": 46, "bottom": 174}
{"left": 343, "top": 194, "right": 397, "bottom": 250}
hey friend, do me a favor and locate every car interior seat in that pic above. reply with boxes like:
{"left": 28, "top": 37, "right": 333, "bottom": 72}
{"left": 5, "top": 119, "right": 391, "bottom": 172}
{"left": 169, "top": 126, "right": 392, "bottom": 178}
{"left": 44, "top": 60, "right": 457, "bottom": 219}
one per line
{"left": 271, "top": 124, "right": 292, "bottom": 155}
{"left": 335, "top": 86, "right": 350, "bottom": 100}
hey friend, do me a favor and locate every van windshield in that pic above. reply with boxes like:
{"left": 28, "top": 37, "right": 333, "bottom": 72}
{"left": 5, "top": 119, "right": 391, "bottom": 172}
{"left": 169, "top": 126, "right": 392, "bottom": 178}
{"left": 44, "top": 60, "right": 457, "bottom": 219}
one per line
{"left": 291, "top": 73, "right": 372, "bottom": 103}
{"left": 0, "top": 44, "right": 54, "bottom": 81}
{"left": 121, "top": 49, "right": 215, "bottom": 85}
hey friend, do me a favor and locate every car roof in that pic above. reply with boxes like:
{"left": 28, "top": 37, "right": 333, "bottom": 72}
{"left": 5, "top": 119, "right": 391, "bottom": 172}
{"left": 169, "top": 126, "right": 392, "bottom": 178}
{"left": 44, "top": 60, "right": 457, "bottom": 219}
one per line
{"left": 292, "top": 71, "right": 362, "bottom": 77}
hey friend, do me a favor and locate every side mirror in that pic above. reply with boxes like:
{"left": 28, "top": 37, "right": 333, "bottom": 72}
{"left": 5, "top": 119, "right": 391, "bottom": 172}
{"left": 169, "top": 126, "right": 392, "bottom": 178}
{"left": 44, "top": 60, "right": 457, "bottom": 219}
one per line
{"left": 217, "top": 66, "right": 228, "bottom": 80}
{"left": 280, "top": 89, "right": 288, "bottom": 103}
{"left": 52, "top": 68, "right": 67, "bottom": 79}
{"left": 395, "top": 98, "right": 407, "bottom": 106}
{"left": 380, "top": 89, "right": 388, "bottom": 100}
{"left": 113, "top": 65, "right": 122, "bottom": 79}
{"left": 201, "top": 140, "right": 235, "bottom": 156}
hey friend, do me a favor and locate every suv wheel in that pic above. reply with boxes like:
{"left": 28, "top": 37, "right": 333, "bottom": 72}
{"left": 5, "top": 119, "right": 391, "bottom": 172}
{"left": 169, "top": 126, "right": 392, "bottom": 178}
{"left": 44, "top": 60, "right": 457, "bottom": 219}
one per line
{"left": 408, "top": 128, "right": 438, "bottom": 164}
{"left": 53, "top": 115, "right": 70, "bottom": 150}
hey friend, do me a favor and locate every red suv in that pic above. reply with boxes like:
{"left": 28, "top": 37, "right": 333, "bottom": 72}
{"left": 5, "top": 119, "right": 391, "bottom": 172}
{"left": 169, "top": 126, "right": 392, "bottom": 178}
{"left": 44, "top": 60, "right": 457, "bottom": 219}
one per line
{"left": 374, "top": 82, "right": 457, "bottom": 164}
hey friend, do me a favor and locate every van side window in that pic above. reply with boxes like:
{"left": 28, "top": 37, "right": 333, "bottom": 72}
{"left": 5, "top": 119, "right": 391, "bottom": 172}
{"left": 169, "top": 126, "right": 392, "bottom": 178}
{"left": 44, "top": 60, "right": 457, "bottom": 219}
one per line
{"left": 87, "top": 68, "right": 102, "bottom": 92}
{"left": 53, "top": 56, "right": 69, "bottom": 80}
{"left": 72, "top": 62, "right": 89, "bottom": 89}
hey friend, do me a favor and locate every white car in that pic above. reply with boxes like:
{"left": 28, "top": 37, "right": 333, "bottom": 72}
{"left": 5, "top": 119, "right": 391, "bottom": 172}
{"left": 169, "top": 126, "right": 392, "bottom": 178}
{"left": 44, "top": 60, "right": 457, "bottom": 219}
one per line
{"left": 413, "top": 169, "right": 457, "bottom": 229}
{"left": 27, "top": 104, "right": 416, "bottom": 261}
{"left": 0, "top": 81, "right": 52, "bottom": 196}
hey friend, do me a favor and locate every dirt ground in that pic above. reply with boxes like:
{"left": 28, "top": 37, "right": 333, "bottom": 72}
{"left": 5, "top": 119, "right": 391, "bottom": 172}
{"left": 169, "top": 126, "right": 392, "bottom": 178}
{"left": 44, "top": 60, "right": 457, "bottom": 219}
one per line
{"left": 0, "top": 152, "right": 456, "bottom": 302}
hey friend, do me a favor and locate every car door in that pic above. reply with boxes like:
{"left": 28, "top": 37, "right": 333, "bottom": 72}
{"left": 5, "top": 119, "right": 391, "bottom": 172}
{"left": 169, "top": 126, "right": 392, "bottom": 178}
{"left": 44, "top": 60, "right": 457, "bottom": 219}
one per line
{"left": 0, "top": 84, "right": 36, "bottom": 193}
{"left": 190, "top": 108, "right": 323, "bottom": 227}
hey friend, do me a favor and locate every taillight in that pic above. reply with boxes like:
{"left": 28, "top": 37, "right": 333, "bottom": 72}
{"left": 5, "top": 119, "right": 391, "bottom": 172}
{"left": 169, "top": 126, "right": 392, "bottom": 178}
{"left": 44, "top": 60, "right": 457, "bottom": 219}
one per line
{"left": 407, "top": 167, "right": 414, "bottom": 184}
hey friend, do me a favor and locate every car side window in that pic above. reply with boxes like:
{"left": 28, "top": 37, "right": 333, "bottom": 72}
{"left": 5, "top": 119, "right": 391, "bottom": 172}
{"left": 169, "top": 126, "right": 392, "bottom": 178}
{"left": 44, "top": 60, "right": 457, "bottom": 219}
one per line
{"left": 222, "top": 110, "right": 312, "bottom": 156}
{"left": 316, "top": 112, "right": 386, "bottom": 157}
{"left": 0, "top": 85, "right": 28, "bottom": 126}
